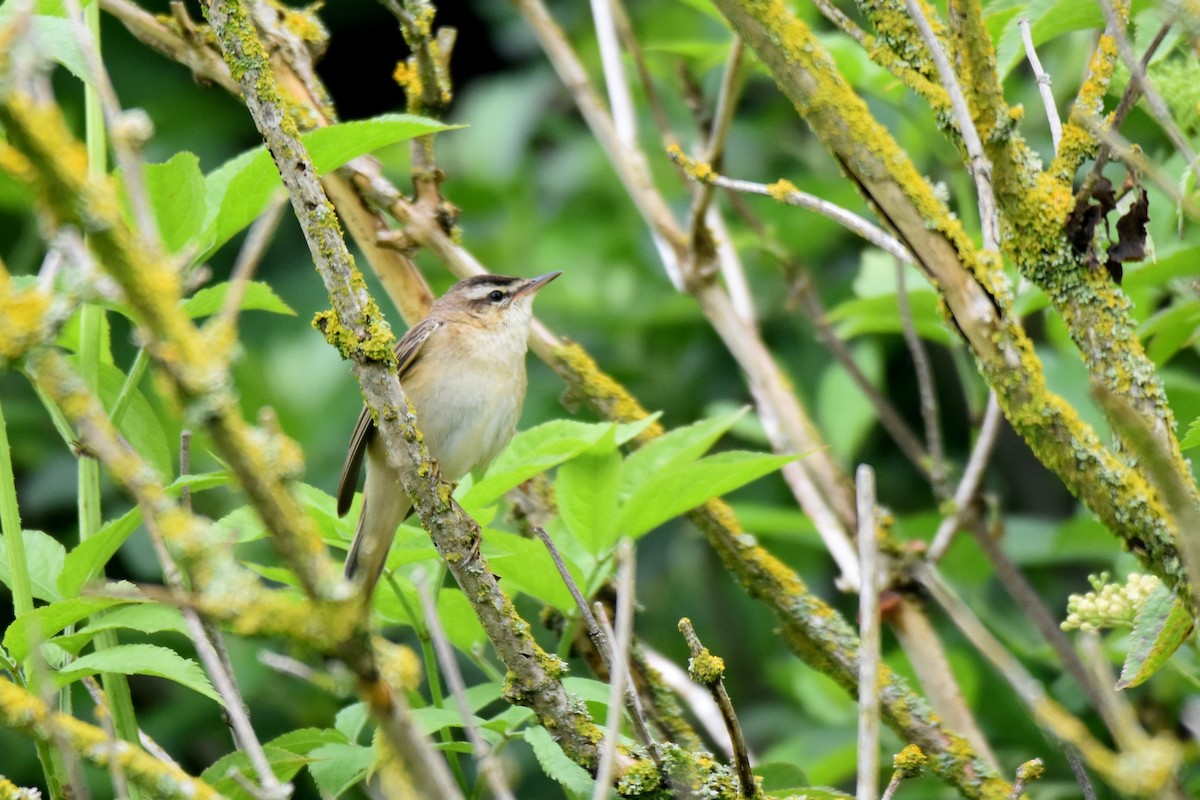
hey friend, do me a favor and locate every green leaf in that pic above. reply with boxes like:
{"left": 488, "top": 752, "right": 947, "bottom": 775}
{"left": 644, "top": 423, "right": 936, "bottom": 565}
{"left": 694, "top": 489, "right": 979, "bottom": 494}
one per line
{"left": 144, "top": 152, "right": 206, "bottom": 254}
{"left": 828, "top": 292, "right": 953, "bottom": 347}
{"left": 755, "top": 762, "right": 811, "bottom": 793}
{"left": 269, "top": 727, "right": 350, "bottom": 754}
{"left": 4, "top": 595, "right": 130, "bottom": 662}
{"left": 525, "top": 725, "right": 594, "bottom": 796}
{"left": 54, "top": 643, "right": 224, "bottom": 705}
{"left": 621, "top": 407, "right": 747, "bottom": 498}
{"left": 619, "top": 451, "right": 798, "bottom": 539}
{"left": 181, "top": 281, "right": 296, "bottom": 319}
{"left": 463, "top": 419, "right": 621, "bottom": 509}
{"left": 58, "top": 509, "right": 140, "bottom": 598}
{"left": 306, "top": 742, "right": 373, "bottom": 797}
{"left": 24, "top": 16, "right": 89, "bottom": 82}
{"left": 201, "top": 747, "right": 309, "bottom": 800}
{"left": 1117, "top": 584, "right": 1194, "bottom": 689}
{"left": 557, "top": 429, "right": 623, "bottom": 554}
{"left": 816, "top": 341, "right": 882, "bottom": 462}
{"left": 64, "top": 356, "right": 172, "bottom": 478}
{"left": 0, "top": 529, "right": 65, "bottom": 602}
{"left": 1181, "top": 415, "right": 1200, "bottom": 450}
{"left": 52, "top": 603, "right": 189, "bottom": 655}
{"left": 201, "top": 114, "right": 453, "bottom": 259}
{"left": 335, "top": 702, "right": 370, "bottom": 744}
{"left": 1139, "top": 299, "right": 1200, "bottom": 365}
{"left": 484, "top": 529, "right": 583, "bottom": 609}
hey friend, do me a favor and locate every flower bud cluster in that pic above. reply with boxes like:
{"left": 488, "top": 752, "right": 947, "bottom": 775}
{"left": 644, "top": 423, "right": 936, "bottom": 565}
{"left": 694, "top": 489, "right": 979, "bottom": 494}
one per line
{"left": 1062, "top": 572, "right": 1161, "bottom": 632}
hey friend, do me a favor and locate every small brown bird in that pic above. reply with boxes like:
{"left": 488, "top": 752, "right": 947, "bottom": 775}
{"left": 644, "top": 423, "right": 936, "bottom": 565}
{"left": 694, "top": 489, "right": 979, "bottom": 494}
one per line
{"left": 337, "top": 272, "right": 561, "bottom": 597}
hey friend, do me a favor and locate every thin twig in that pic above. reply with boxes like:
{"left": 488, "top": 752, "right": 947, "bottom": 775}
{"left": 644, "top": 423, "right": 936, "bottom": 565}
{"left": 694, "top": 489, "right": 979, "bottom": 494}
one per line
{"left": 63, "top": 0, "right": 156, "bottom": 237}
{"left": 1096, "top": 0, "right": 1198, "bottom": 178}
{"left": 590, "top": 0, "right": 635, "bottom": 146}
{"left": 792, "top": 274, "right": 932, "bottom": 478}
{"left": 1064, "top": 746, "right": 1099, "bottom": 800}
{"left": 687, "top": 37, "right": 745, "bottom": 245}
{"left": 1080, "top": 115, "right": 1200, "bottom": 219}
{"left": 967, "top": 517, "right": 1115, "bottom": 731}
{"left": 855, "top": 465, "right": 880, "bottom": 800}
{"left": 609, "top": 0, "right": 677, "bottom": 152}
{"left": 896, "top": 259, "right": 948, "bottom": 498}
{"left": 215, "top": 195, "right": 288, "bottom": 330}
{"left": 671, "top": 158, "right": 916, "bottom": 265}
{"left": 1007, "top": 759, "right": 1045, "bottom": 800}
{"left": 1018, "top": 19, "right": 1062, "bottom": 154}
{"left": 902, "top": 0, "right": 999, "bottom": 251}
{"left": 642, "top": 647, "right": 737, "bottom": 758}
{"left": 593, "top": 541, "right": 637, "bottom": 800}
{"left": 533, "top": 528, "right": 659, "bottom": 752}
{"left": 514, "top": 0, "right": 686, "bottom": 286}
{"left": 179, "top": 428, "right": 193, "bottom": 511}
{"left": 927, "top": 393, "right": 1002, "bottom": 561}
{"left": 413, "top": 572, "right": 516, "bottom": 800}
{"left": 83, "top": 677, "right": 130, "bottom": 800}
{"left": 1084, "top": 19, "right": 1174, "bottom": 182}
{"left": 678, "top": 619, "right": 755, "bottom": 797}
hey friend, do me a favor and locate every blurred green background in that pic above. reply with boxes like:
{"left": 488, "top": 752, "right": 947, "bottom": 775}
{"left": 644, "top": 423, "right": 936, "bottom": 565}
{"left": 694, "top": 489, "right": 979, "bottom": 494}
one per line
{"left": 3, "top": 0, "right": 1199, "bottom": 796}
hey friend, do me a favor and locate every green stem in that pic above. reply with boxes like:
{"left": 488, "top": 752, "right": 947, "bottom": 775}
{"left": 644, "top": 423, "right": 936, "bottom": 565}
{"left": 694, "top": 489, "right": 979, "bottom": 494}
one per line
{"left": 79, "top": 6, "right": 145, "bottom": 792}
{"left": 0, "top": 399, "right": 71, "bottom": 799}
{"left": 109, "top": 347, "right": 149, "bottom": 427}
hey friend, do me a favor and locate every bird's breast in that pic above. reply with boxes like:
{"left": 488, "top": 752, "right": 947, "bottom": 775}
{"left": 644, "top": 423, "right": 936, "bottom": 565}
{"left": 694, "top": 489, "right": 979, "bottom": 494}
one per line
{"left": 404, "top": 335, "right": 527, "bottom": 482}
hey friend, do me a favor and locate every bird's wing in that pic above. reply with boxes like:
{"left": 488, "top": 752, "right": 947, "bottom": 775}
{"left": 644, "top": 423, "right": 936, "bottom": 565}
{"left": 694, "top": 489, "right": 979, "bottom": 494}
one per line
{"left": 335, "top": 316, "right": 443, "bottom": 517}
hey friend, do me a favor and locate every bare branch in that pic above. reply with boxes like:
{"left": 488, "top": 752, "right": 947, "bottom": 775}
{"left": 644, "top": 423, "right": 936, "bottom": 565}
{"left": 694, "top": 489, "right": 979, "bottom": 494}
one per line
{"left": 1018, "top": 18, "right": 1062, "bottom": 154}
{"left": 902, "top": 0, "right": 999, "bottom": 250}
{"left": 414, "top": 572, "right": 510, "bottom": 800}
{"left": 855, "top": 465, "right": 881, "bottom": 800}
{"left": 927, "top": 393, "right": 1002, "bottom": 562}
{"left": 593, "top": 541, "right": 638, "bottom": 798}
{"left": 896, "top": 259, "right": 947, "bottom": 497}
{"left": 678, "top": 618, "right": 755, "bottom": 797}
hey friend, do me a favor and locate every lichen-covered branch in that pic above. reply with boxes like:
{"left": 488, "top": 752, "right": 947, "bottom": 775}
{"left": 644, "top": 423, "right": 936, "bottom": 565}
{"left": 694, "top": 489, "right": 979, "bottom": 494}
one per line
{"left": 201, "top": 0, "right": 620, "bottom": 776}
{"left": 709, "top": 0, "right": 1191, "bottom": 609}
{"left": 0, "top": 678, "right": 221, "bottom": 800}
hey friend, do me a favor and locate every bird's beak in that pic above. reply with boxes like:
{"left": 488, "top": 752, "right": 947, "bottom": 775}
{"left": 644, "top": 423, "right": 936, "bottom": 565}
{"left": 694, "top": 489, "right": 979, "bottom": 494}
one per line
{"left": 515, "top": 271, "right": 563, "bottom": 299}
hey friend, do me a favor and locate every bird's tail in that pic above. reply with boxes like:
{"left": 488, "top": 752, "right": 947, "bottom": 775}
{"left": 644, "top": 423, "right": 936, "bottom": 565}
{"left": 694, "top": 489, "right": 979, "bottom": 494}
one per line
{"left": 343, "top": 461, "right": 411, "bottom": 598}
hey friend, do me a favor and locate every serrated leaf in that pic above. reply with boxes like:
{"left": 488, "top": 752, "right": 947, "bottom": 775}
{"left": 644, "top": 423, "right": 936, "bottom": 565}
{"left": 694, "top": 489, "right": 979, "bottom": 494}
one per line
{"left": 52, "top": 603, "right": 188, "bottom": 655}
{"left": 463, "top": 419, "right": 619, "bottom": 509}
{"left": 0, "top": 529, "right": 65, "bottom": 602}
{"left": 181, "top": 281, "right": 296, "bottom": 319}
{"left": 484, "top": 529, "right": 583, "bottom": 609}
{"left": 144, "top": 152, "right": 206, "bottom": 254}
{"left": 619, "top": 451, "right": 798, "bottom": 539}
{"left": 557, "top": 429, "right": 623, "bottom": 554}
{"left": 54, "top": 643, "right": 223, "bottom": 705}
{"left": 58, "top": 509, "right": 140, "bottom": 598}
{"left": 64, "top": 356, "right": 172, "bottom": 478}
{"left": 335, "top": 702, "right": 370, "bottom": 744}
{"left": 621, "top": 407, "right": 748, "bottom": 498}
{"left": 4, "top": 595, "right": 130, "bottom": 661}
{"left": 1117, "top": 584, "right": 1193, "bottom": 689}
{"left": 307, "top": 742, "right": 373, "bottom": 796}
{"left": 201, "top": 746, "right": 309, "bottom": 800}
{"left": 525, "top": 725, "right": 594, "bottom": 796}
{"left": 202, "top": 114, "right": 453, "bottom": 259}
{"left": 1181, "top": 416, "right": 1200, "bottom": 450}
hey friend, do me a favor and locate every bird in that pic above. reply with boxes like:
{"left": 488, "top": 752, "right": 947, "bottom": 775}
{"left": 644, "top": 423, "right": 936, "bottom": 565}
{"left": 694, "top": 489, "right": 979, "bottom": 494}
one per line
{"left": 336, "top": 271, "right": 561, "bottom": 598}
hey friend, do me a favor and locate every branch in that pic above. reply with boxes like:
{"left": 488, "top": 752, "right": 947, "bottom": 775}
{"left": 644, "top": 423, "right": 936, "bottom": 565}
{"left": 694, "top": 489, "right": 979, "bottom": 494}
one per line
{"left": 203, "top": 0, "right": 618, "bottom": 775}
{"left": 1018, "top": 18, "right": 1062, "bottom": 153}
{"left": 855, "top": 465, "right": 881, "bottom": 800}
{"left": 0, "top": 677, "right": 221, "bottom": 799}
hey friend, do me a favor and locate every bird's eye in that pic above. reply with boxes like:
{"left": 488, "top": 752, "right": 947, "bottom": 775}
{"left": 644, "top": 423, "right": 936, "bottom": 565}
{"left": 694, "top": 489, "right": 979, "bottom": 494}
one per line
{"left": 488, "top": 290, "right": 504, "bottom": 302}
